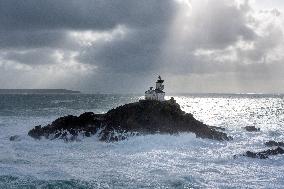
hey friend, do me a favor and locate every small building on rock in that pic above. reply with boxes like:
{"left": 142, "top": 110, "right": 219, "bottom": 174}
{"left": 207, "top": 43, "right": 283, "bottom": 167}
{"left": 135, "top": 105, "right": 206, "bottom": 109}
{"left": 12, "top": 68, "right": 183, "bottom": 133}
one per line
{"left": 145, "top": 76, "right": 165, "bottom": 101}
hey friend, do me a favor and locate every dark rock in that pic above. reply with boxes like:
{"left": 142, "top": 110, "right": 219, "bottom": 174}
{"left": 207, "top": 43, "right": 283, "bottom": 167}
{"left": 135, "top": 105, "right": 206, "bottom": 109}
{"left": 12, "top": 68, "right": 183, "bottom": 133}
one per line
{"left": 243, "top": 147, "right": 284, "bottom": 159}
{"left": 28, "top": 99, "right": 232, "bottom": 142}
{"left": 84, "top": 132, "right": 91, "bottom": 137}
{"left": 265, "top": 140, "right": 284, "bottom": 147}
{"left": 28, "top": 125, "right": 43, "bottom": 139}
{"left": 243, "top": 126, "right": 260, "bottom": 132}
{"left": 35, "top": 125, "right": 41, "bottom": 130}
{"left": 9, "top": 135, "right": 21, "bottom": 141}
{"left": 209, "top": 126, "right": 225, "bottom": 131}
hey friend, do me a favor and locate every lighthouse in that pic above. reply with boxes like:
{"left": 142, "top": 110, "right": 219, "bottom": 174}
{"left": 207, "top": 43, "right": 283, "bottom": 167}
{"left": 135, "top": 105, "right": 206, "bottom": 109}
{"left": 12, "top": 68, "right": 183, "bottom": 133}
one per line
{"left": 145, "top": 76, "right": 165, "bottom": 101}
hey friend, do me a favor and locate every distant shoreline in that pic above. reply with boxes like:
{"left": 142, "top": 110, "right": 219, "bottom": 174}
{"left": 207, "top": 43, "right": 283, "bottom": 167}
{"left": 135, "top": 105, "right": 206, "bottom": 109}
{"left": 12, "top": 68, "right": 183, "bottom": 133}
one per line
{"left": 0, "top": 89, "right": 81, "bottom": 94}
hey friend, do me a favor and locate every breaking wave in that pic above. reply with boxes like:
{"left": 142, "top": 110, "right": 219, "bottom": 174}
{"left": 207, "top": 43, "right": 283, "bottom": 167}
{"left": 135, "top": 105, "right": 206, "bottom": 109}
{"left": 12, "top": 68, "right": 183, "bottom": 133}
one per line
{"left": 0, "top": 94, "right": 284, "bottom": 188}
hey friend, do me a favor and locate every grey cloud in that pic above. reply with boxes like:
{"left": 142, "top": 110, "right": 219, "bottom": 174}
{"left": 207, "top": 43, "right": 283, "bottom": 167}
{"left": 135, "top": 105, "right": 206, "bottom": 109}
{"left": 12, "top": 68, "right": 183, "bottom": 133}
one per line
{"left": 0, "top": 0, "right": 283, "bottom": 93}
{"left": 78, "top": 0, "right": 256, "bottom": 75}
{"left": 3, "top": 49, "right": 59, "bottom": 65}
{"left": 260, "top": 9, "right": 281, "bottom": 17}
{"left": 0, "top": 0, "right": 175, "bottom": 31}
{"left": 187, "top": 0, "right": 256, "bottom": 50}
{"left": 78, "top": 26, "right": 168, "bottom": 73}
{"left": 0, "top": 30, "right": 67, "bottom": 49}
{"left": 0, "top": 0, "right": 176, "bottom": 50}
{"left": 238, "top": 23, "right": 283, "bottom": 62}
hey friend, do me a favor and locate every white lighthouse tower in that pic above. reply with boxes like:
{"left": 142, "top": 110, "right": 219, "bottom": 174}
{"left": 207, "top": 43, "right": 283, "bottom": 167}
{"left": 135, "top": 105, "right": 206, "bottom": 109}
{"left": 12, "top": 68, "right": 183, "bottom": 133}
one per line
{"left": 145, "top": 76, "right": 165, "bottom": 101}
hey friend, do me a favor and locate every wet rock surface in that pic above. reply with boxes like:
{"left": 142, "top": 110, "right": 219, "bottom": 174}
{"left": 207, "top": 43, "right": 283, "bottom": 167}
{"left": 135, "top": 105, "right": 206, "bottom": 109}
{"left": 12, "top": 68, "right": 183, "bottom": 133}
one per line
{"left": 9, "top": 135, "right": 21, "bottom": 141}
{"left": 265, "top": 140, "right": 284, "bottom": 147}
{"left": 243, "top": 147, "right": 284, "bottom": 159}
{"left": 28, "top": 99, "right": 231, "bottom": 142}
{"left": 208, "top": 126, "right": 225, "bottom": 131}
{"left": 243, "top": 126, "right": 260, "bottom": 132}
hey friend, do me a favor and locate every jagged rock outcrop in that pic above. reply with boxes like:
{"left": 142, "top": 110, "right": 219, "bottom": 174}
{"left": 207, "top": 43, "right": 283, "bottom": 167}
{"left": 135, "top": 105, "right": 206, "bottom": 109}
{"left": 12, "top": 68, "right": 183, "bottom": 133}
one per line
{"left": 243, "top": 126, "right": 260, "bottom": 132}
{"left": 208, "top": 126, "right": 225, "bottom": 131}
{"left": 242, "top": 147, "right": 284, "bottom": 159}
{"left": 28, "top": 99, "right": 231, "bottom": 142}
{"left": 265, "top": 141, "right": 284, "bottom": 147}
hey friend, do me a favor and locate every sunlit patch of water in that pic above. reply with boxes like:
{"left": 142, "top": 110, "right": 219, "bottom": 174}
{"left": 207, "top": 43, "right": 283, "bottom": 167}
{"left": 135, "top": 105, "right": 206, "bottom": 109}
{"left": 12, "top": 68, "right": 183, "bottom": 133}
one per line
{"left": 0, "top": 94, "right": 283, "bottom": 188}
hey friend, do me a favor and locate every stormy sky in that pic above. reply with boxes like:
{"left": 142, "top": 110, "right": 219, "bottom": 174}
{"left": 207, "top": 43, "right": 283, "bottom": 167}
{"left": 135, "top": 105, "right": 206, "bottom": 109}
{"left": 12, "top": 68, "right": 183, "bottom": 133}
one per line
{"left": 0, "top": 0, "right": 284, "bottom": 94}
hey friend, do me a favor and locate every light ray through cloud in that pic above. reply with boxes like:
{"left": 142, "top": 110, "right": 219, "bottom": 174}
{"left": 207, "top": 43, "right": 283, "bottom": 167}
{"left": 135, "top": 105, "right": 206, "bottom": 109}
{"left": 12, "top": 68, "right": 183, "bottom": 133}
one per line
{"left": 0, "top": 0, "right": 283, "bottom": 93}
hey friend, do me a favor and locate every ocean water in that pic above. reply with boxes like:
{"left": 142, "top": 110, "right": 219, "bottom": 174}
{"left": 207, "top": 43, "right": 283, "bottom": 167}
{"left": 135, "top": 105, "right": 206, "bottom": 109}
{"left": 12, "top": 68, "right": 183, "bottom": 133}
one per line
{"left": 0, "top": 94, "right": 284, "bottom": 189}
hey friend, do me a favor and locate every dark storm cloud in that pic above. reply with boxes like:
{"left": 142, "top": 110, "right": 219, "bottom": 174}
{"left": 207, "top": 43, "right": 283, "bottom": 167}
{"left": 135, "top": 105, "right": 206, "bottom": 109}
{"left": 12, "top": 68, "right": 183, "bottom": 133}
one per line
{"left": 78, "top": 0, "right": 258, "bottom": 75}
{"left": 3, "top": 48, "right": 57, "bottom": 65}
{"left": 0, "top": 0, "right": 176, "bottom": 69}
{"left": 0, "top": 0, "right": 255, "bottom": 69}
{"left": 0, "top": 0, "right": 283, "bottom": 93}
{"left": 0, "top": 30, "right": 68, "bottom": 49}
{"left": 78, "top": 26, "right": 168, "bottom": 73}
{"left": 0, "top": 0, "right": 176, "bottom": 51}
{"left": 0, "top": 0, "right": 175, "bottom": 31}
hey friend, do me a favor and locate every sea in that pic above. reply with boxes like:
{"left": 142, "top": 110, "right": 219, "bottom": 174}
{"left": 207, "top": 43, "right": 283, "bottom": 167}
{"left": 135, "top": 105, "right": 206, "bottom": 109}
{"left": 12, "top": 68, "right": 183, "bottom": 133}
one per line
{"left": 0, "top": 94, "right": 284, "bottom": 189}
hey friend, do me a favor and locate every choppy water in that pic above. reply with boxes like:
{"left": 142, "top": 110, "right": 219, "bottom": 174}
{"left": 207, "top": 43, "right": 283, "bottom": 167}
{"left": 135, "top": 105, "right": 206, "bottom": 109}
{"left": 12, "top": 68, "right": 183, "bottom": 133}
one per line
{"left": 0, "top": 94, "right": 284, "bottom": 188}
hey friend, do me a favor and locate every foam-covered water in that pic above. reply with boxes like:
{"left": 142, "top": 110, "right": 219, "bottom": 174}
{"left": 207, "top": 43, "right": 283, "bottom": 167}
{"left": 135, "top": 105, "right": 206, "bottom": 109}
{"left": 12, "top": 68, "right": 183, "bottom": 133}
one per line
{"left": 0, "top": 94, "right": 284, "bottom": 188}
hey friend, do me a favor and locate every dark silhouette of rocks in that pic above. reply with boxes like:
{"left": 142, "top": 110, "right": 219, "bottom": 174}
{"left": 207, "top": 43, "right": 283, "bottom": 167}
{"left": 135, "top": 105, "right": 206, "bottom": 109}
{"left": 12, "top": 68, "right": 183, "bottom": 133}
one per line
{"left": 243, "top": 147, "right": 284, "bottom": 159}
{"left": 0, "top": 89, "right": 80, "bottom": 94}
{"left": 234, "top": 141, "right": 284, "bottom": 159}
{"left": 28, "top": 99, "right": 231, "bottom": 142}
{"left": 9, "top": 135, "right": 21, "bottom": 141}
{"left": 243, "top": 126, "right": 260, "bottom": 132}
{"left": 208, "top": 126, "right": 225, "bottom": 131}
{"left": 265, "top": 141, "right": 284, "bottom": 147}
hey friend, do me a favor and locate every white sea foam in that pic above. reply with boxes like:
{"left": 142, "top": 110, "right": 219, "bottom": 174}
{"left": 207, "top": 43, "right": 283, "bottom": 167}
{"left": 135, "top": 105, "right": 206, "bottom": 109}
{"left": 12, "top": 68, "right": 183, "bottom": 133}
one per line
{"left": 0, "top": 94, "right": 284, "bottom": 188}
